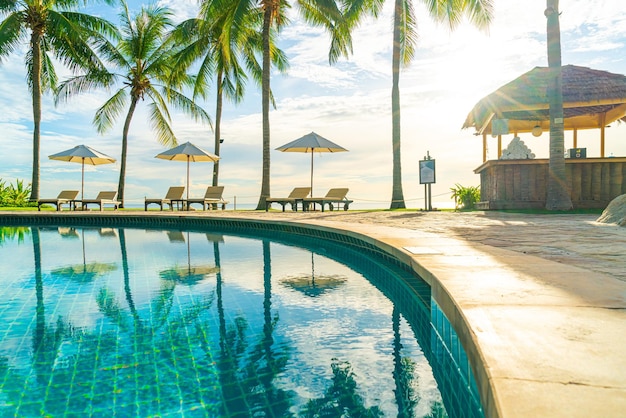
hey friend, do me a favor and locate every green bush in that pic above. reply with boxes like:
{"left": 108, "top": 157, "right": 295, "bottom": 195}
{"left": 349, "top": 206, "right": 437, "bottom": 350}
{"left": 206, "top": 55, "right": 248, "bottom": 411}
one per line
{"left": 0, "top": 178, "right": 33, "bottom": 207}
{"left": 450, "top": 183, "right": 481, "bottom": 210}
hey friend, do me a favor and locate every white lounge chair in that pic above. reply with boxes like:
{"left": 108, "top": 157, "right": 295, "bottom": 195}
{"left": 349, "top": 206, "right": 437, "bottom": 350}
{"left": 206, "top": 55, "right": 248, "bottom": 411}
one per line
{"left": 145, "top": 186, "right": 185, "bottom": 211}
{"left": 302, "top": 188, "right": 353, "bottom": 212}
{"left": 266, "top": 187, "right": 311, "bottom": 212}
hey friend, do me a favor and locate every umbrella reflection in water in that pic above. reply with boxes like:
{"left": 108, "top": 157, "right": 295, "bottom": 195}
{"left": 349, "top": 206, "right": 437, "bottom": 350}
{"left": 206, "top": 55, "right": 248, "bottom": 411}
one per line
{"left": 50, "top": 228, "right": 117, "bottom": 283}
{"left": 159, "top": 231, "right": 220, "bottom": 285}
{"left": 280, "top": 252, "right": 347, "bottom": 297}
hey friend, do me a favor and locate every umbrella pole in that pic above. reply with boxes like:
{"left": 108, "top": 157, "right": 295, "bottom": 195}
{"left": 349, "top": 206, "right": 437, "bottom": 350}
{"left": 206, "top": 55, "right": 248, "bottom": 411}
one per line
{"left": 310, "top": 152, "right": 314, "bottom": 197}
{"left": 186, "top": 157, "right": 190, "bottom": 208}
{"left": 81, "top": 159, "right": 85, "bottom": 203}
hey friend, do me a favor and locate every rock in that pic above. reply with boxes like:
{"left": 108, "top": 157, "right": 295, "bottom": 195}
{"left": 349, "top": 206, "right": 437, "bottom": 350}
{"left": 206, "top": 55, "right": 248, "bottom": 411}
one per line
{"left": 597, "top": 194, "right": 626, "bottom": 226}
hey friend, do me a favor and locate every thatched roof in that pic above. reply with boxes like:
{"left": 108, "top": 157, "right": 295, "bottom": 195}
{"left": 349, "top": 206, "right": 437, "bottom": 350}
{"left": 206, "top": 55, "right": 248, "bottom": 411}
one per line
{"left": 463, "top": 65, "right": 626, "bottom": 135}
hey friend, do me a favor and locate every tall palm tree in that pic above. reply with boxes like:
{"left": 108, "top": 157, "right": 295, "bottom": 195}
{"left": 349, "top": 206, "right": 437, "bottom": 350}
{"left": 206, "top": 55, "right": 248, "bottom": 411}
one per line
{"left": 170, "top": 0, "right": 288, "bottom": 187}
{"left": 363, "top": 0, "right": 493, "bottom": 208}
{"left": 56, "top": 1, "right": 211, "bottom": 207}
{"left": 0, "top": 0, "right": 117, "bottom": 201}
{"left": 545, "top": 0, "right": 572, "bottom": 210}
{"left": 224, "top": 0, "right": 357, "bottom": 210}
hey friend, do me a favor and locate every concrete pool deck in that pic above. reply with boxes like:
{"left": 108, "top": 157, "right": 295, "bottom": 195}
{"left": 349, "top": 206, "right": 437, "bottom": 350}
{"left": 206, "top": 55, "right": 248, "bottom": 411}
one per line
{"left": 3, "top": 209, "right": 626, "bottom": 417}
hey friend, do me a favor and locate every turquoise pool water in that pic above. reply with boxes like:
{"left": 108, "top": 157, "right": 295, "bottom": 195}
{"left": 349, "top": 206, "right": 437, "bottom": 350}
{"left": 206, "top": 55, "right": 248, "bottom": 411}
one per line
{"left": 0, "top": 222, "right": 481, "bottom": 417}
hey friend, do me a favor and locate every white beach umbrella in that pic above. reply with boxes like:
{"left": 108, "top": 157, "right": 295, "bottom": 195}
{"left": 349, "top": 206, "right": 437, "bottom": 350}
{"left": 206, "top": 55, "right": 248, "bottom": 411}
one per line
{"left": 276, "top": 132, "right": 348, "bottom": 197}
{"left": 49, "top": 144, "right": 116, "bottom": 201}
{"left": 155, "top": 142, "right": 220, "bottom": 201}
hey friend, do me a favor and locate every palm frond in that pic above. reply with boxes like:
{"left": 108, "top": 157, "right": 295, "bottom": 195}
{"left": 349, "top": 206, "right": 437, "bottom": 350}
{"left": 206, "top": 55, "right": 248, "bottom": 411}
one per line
{"left": 159, "top": 86, "right": 213, "bottom": 128}
{"left": 94, "top": 89, "right": 129, "bottom": 134}
{"left": 147, "top": 101, "right": 177, "bottom": 147}
{"left": 0, "top": 12, "right": 27, "bottom": 61}
{"left": 55, "top": 70, "right": 117, "bottom": 105}
{"left": 398, "top": 0, "right": 417, "bottom": 66}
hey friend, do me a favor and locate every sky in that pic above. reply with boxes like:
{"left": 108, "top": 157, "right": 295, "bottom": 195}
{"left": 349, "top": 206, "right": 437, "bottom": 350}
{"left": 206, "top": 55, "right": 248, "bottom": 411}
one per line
{"left": 1, "top": 0, "right": 626, "bottom": 209}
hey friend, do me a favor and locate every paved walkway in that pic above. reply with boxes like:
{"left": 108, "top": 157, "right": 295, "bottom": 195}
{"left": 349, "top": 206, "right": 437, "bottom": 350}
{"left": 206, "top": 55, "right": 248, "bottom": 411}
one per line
{"left": 3, "top": 209, "right": 626, "bottom": 417}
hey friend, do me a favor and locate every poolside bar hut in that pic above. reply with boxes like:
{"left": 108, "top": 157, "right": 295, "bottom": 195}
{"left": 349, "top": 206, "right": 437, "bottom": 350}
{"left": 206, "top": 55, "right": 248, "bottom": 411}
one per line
{"left": 463, "top": 65, "right": 626, "bottom": 209}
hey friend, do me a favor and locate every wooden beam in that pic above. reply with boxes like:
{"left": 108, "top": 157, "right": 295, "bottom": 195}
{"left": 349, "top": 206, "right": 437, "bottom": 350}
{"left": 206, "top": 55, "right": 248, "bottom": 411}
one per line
{"left": 573, "top": 128, "right": 578, "bottom": 148}
{"left": 498, "top": 135, "right": 502, "bottom": 158}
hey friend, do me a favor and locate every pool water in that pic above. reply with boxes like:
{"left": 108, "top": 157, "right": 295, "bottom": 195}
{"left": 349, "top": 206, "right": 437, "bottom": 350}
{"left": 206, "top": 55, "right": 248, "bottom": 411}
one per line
{"left": 0, "top": 225, "right": 474, "bottom": 417}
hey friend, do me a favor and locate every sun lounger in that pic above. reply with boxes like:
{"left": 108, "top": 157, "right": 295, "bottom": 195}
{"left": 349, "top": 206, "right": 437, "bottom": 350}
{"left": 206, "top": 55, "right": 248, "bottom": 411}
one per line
{"left": 265, "top": 187, "right": 311, "bottom": 212}
{"left": 144, "top": 186, "right": 185, "bottom": 211}
{"left": 303, "top": 188, "right": 353, "bottom": 212}
{"left": 38, "top": 190, "right": 79, "bottom": 211}
{"left": 78, "top": 191, "right": 120, "bottom": 211}
{"left": 186, "top": 186, "right": 229, "bottom": 210}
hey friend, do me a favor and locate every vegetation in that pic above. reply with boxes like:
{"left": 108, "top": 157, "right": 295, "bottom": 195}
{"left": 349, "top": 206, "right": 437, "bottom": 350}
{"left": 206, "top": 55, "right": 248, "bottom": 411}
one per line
{"left": 169, "top": 0, "right": 288, "bottom": 187}
{"left": 236, "top": 0, "right": 361, "bottom": 210}
{"left": 55, "top": 1, "right": 211, "bottom": 207}
{"left": 0, "top": 179, "right": 34, "bottom": 207}
{"left": 0, "top": 0, "right": 117, "bottom": 201}
{"left": 450, "top": 183, "right": 480, "bottom": 210}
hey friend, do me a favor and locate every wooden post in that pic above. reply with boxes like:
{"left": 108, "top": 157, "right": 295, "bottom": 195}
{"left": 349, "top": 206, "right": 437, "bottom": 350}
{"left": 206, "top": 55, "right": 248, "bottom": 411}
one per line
{"left": 600, "top": 113, "right": 606, "bottom": 157}
{"left": 600, "top": 126, "right": 606, "bottom": 158}
{"left": 573, "top": 128, "right": 578, "bottom": 148}
{"left": 483, "top": 133, "right": 487, "bottom": 162}
{"left": 498, "top": 135, "right": 502, "bottom": 158}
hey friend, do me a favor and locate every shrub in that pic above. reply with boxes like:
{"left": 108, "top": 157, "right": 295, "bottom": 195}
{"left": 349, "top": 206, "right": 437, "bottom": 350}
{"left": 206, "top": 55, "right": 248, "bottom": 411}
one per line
{"left": 450, "top": 183, "right": 481, "bottom": 210}
{"left": 0, "top": 178, "right": 33, "bottom": 207}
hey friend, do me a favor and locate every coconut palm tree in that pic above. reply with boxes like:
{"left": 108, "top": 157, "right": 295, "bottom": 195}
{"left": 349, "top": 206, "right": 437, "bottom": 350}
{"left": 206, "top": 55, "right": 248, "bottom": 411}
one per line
{"left": 170, "top": 0, "right": 288, "bottom": 187}
{"left": 0, "top": 0, "right": 117, "bottom": 201}
{"left": 358, "top": 0, "right": 494, "bottom": 208}
{"left": 222, "top": 0, "right": 357, "bottom": 210}
{"left": 545, "top": 0, "right": 572, "bottom": 210}
{"left": 55, "top": 1, "right": 211, "bottom": 207}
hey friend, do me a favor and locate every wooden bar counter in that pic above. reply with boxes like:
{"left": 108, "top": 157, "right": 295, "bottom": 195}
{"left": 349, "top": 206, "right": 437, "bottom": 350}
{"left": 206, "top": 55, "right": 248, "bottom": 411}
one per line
{"left": 474, "top": 157, "right": 626, "bottom": 210}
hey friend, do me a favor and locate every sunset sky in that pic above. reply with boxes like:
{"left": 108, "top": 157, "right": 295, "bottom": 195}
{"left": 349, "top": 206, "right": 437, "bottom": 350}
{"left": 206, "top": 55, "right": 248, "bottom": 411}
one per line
{"left": 1, "top": 0, "right": 625, "bottom": 209}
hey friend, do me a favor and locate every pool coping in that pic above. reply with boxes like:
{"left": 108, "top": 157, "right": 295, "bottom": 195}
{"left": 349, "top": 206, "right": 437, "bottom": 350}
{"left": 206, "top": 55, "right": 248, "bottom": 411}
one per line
{"left": 2, "top": 211, "right": 626, "bottom": 417}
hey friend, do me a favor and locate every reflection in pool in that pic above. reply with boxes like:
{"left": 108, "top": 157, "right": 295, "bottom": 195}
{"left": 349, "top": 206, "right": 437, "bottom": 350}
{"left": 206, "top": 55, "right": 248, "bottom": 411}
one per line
{"left": 0, "top": 224, "right": 478, "bottom": 417}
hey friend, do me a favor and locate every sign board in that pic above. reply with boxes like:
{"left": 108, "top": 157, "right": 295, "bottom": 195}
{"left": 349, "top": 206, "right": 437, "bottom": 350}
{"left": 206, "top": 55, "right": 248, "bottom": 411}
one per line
{"left": 419, "top": 159, "right": 436, "bottom": 184}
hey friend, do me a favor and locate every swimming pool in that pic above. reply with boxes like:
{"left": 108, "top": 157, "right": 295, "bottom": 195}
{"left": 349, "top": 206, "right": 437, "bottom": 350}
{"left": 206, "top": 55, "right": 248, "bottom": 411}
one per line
{"left": 0, "top": 218, "right": 482, "bottom": 417}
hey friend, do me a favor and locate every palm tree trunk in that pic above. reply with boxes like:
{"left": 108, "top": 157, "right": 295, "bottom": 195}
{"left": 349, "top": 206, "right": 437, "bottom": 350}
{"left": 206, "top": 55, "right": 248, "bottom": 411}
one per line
{"left": 118, "top": 98, "right": 139, "bottom": 208}
{"left": 213, "top": 70, "right": 224, "bottom": 187}
{"left": 545, "top": 0, "right": 572, "bottom": 210}
{"left": 256, "top": 7, "right": 273, "bottom": 210}
{"left": 390, "top": 0, "right": 406, "bottom": 209}
{"left": 30, "top": 33, "right": 43, "bottom": 202}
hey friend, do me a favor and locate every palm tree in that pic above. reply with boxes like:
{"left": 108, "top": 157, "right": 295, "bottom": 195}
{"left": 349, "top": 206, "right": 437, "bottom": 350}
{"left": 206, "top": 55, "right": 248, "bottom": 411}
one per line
{"left": 360, "top": 0, "right": 494, "bottom": 208}
{"left": 0, "top": 0, "right": 117, "bottom": 201}
{"left": 545, "top": 0, "right": 572, "bottom": 210}
{"left": 56, "top": 1, "right": 211, "bottom": 207}
{"left": 222, "top": 0, "right": 357, "bottom": 210}
{"left": 170, "top": 0, "right": 288, "bottom": 187}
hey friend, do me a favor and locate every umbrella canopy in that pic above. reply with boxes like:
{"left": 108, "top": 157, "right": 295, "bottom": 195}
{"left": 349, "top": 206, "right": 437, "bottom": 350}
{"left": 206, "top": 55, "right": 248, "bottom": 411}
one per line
{"left": 50, "top": 228, "right": 117, "bottom": 283}
{"left": 49, "top": 145, "right": 116, "bottom": 201}
{"left": 160, "top": 231, "right": 220, "bottom": 285}
{"left": 155, "top": 142, "right": 219, "bottom": 201}
{"left": 276, "top": 132, "right": 348, "bottom": 197}
{"left": 279, "top": 253, "right": 347, "bottom": 297}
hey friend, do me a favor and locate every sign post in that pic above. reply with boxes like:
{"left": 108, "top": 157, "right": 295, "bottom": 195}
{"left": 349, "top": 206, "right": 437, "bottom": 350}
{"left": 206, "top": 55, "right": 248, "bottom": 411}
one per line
{"left": 419, "top": 151, "right": 436, "bottom": 211}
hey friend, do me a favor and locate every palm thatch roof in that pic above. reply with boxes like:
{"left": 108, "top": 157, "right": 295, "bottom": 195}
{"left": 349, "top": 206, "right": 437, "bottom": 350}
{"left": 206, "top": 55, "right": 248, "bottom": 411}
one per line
{"left": 463, "top": 65, "right": 626, "bottom": 135}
